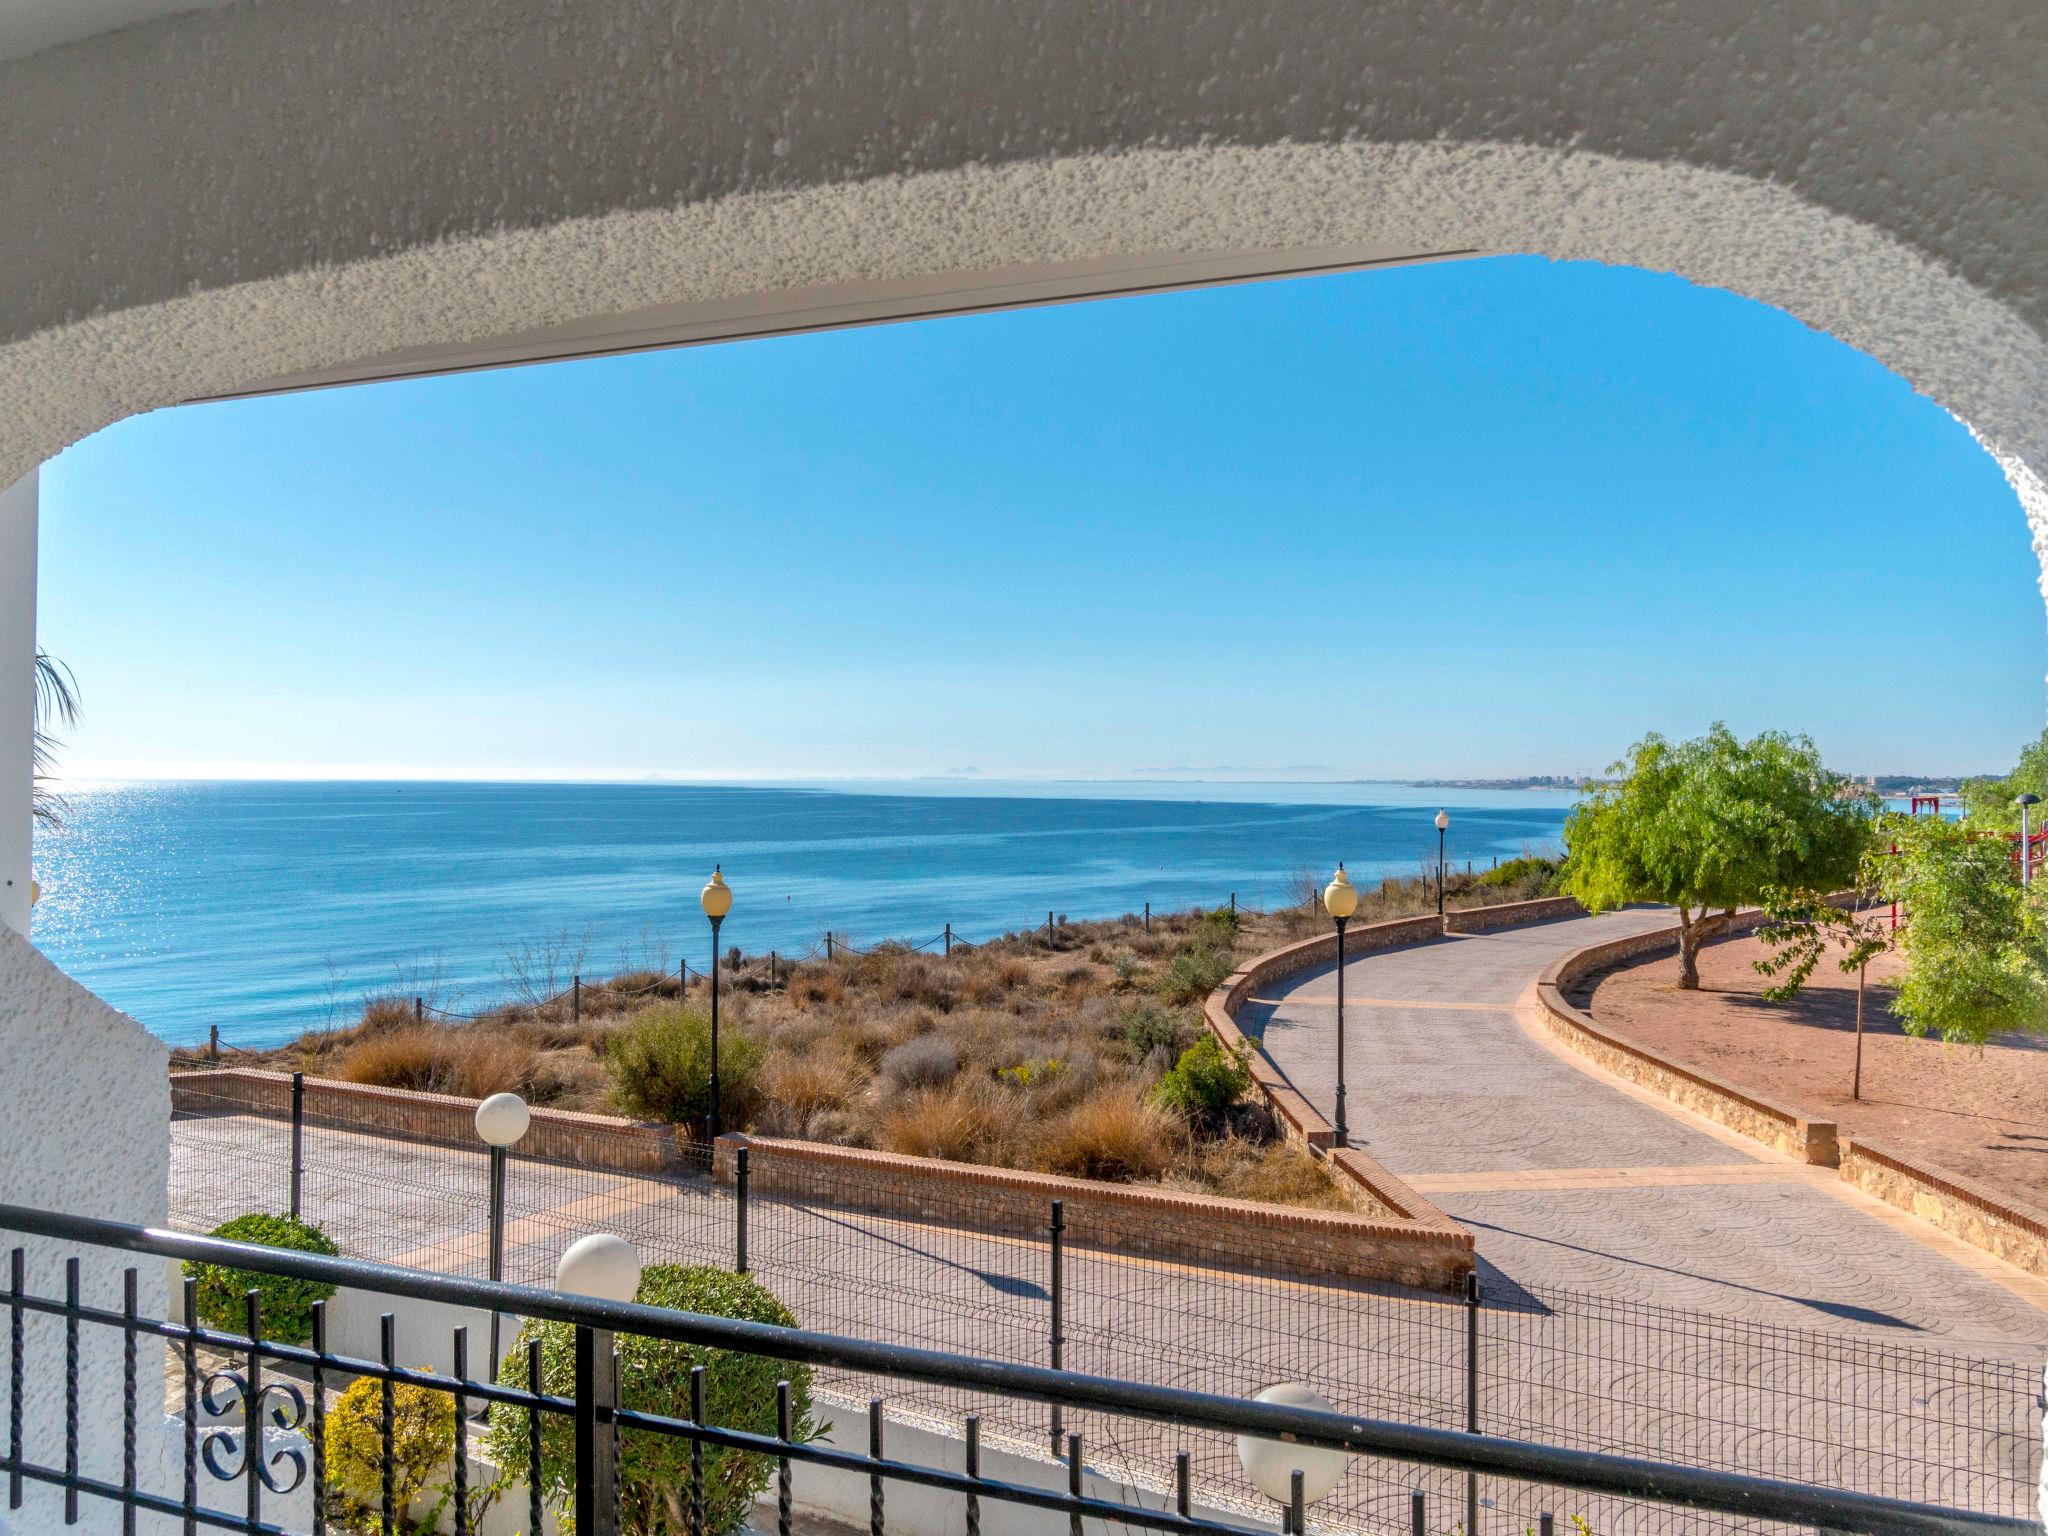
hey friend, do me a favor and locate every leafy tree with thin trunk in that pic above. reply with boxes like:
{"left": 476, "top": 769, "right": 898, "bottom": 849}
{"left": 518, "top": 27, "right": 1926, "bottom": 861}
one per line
{"left": 1562, "top": 725, "right": 1875, "bottom": 990}
{"left": 1751, "top": 888, "right": 1890, "bottom": 1099}
{"left": 1862, "top": 813, "right": 2048, "bottom": 1045}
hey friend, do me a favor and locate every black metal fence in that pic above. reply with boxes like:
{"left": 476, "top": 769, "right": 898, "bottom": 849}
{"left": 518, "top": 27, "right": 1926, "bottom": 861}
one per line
{"left": 167, "top": 1088, "right": 2045, "bottom": 1535}
{"left": 1, "top": 1203, "right": 2036, "bottom": 1536}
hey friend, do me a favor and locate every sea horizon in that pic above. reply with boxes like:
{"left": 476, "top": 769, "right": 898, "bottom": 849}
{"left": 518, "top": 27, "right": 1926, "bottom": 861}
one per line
{"left": 29, "top": 777, "right": 1576, "bottom": 1049}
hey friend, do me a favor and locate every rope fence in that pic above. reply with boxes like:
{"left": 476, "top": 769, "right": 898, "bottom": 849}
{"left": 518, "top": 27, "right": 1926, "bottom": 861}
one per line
{"left": 184, "top": 890, "right": 1269, "bottom": 1056}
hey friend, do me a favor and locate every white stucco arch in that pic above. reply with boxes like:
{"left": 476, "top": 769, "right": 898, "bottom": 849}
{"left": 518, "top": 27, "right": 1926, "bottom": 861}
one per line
{"left": 1, "top": 7, "right": 2044, "bottom": 1527}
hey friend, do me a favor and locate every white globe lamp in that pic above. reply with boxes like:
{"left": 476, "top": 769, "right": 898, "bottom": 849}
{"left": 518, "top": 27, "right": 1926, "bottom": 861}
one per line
{"left": 555, "top": 1233, "right": 642, "bottom": 1303}
{"left": 474, "top": 1092, "right": 531, "bottom": 1148}
{"left": 1236, "top": 1383, "right": 1350, "bottom": 1507}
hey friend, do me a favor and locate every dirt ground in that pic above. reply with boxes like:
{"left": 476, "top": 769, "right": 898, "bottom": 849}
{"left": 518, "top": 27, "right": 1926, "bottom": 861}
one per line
{"left": 1579, "top": 929, "right": 2048, "bottom": 1218}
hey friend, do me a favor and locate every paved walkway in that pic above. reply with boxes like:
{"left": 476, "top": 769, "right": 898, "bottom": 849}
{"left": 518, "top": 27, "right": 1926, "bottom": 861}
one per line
{"left": 1243, "top": 910, "right": 2048, "bottom": 1354}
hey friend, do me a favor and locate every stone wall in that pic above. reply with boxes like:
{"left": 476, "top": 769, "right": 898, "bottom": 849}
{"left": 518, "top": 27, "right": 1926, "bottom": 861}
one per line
{"left": 715, "top": 1134, "right": 1473, "bottom": 1291}
{"left": 1442, "top": 895, "right": 1584, "bottom": 933}
{"left": 1840, "top": 1136, "right": 2048, "bottom": 1281}
{"left": 1540, "top": 911, "right": 2048, "bottom": 1283}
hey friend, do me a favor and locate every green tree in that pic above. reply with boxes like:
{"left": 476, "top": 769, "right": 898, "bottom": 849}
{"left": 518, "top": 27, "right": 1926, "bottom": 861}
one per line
{"left": 1562, "top": 725, "right": 1875, "bottom": 989}
{"left": 1751, "top": 889, "right": 1890, "bottom": 1098}
{"left": 1959, "top": 725, "right": 2048, "bottom": 829}
{"left": 1862, "top": 814, "right": 2048, "bottom": 1045}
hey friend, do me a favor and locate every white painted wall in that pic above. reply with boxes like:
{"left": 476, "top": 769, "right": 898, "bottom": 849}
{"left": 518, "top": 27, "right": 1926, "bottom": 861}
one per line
{"left": 0, "top": 926, "right": 170, "bottom": 1534}
{"left": 0, "top": 469, "right": 33, "bottom": 938}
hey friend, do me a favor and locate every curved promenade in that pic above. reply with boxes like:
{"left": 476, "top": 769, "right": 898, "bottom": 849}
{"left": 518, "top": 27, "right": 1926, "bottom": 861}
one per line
{"left": 1242, "top": 910, "right": 2048, "bottom": 1353}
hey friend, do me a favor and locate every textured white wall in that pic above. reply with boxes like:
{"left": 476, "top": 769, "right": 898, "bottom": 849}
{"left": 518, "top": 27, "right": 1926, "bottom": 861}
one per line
{"left": 0, "top": 927, "right": 168, "bottom": 1534}
{"left": 0, "top": 471, "right": 32, "bottom": 937}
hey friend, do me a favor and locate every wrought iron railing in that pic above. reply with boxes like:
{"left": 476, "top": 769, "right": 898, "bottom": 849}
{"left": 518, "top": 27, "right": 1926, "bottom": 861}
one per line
{"left": 0, "top": 1203, "right": 2037, "bottom": 1536}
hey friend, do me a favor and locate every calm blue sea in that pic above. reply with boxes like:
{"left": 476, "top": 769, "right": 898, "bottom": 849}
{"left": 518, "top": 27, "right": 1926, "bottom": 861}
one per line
{"left": 28, "top": 780, "right": 1571, "bottom": 1048}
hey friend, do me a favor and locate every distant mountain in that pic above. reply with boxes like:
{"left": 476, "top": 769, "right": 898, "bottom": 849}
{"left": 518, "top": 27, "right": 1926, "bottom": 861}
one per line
{"left": 1403, "top": 776, "right": 1588, "bottom": 792}
{"left": 1862, "top": 775, "right": 1966, "bottom": 795}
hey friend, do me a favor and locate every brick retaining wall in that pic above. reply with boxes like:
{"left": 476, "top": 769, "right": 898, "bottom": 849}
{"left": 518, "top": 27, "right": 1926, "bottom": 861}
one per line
{"left": 1537, "top": 912, "right": 2048, "bottom": 1281}
{"left": 171, "top": 1064, "right": 1475, "bottom": 1291}
{"left": 714, "top": 1134, "right": 1472, "bottom": 1290}
{"left": 171, "top": 1067, "right": 690, "bottom": 1171}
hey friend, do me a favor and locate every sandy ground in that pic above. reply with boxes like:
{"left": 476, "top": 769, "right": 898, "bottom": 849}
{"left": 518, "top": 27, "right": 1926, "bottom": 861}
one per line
{"left": 1579, "top": 929, "right": 2048, "bottom": 1217}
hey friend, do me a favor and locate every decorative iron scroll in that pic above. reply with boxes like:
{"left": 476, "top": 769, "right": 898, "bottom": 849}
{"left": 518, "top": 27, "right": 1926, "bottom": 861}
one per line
{"left": 199, "top": 1370, "right": 308, "bottom": 1494}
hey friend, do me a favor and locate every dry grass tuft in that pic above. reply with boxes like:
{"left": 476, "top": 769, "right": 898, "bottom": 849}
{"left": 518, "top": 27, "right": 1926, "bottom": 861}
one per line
{"left": 1191, "top": 1139, "right": 1351, "bottom": 1210}
{"left": 877, "top": 1081, "right": 1025, "bottom": 1165}
{"left": 766, "top": 1048, "right": 864, "bottom": 1124}
{"left": 1032, "top": 1085, "right": 1178, "bottom": 1182}
{"left": 339, "top": 1026, "right": 539, "bottom": 1099}
{"left": 357, "top": 995, "right": 418, "bottom": 1033}
{"left": 788, "top": 970, "right": 847, "bottom": 1010}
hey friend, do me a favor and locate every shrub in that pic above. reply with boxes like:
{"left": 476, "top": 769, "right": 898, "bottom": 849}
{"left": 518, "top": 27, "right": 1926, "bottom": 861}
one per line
{"left": 1475, "top": 854, "right": 1561, "bottom": 894}
{"left": 606, "top": 1005, "right": 765, "bottom": 1129}
{"left": 1110, "top": 952, "right": 1143, "bottom": 989}
{"left": 185, "top": 1213, "right": 338, "bottom": 1345}
{"left": 996, "top": 1056, "right": 1064, "bottom": 1089}
{"left": 786, "top": 970, "right": 846, "bottom": 1009}
{"left": 1152, "top": 1036, "right": 1252, "bottom": 1124}
{"left": 1034, "top": 1086, "right": 1176, "bottom": 1182}
{"left": 879, "top": 1034, "right": 961, "bottom": 1090}
{"left": 325, "top": 1372, "right": 464, "bottom": 1533}
{"left": 358, "top": 994, "right": 419, "bottom": 1032}
{"left": 1200, "top": 905, "right": 1241, "bottom": 945}
{"left": 486, "top": 1264, "right": 821, "bottom": 1536}
{"left": 1156, "top": 945, "right": 1232, "bottom": 1005}
{"left": 1118, "top": 1001, "right": 1191, "bottom": 1059}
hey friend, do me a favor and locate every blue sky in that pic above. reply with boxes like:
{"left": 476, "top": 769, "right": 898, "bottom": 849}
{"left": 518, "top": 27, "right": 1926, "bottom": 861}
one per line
{"left": 36, "top": 255, "right": 2044, "bottom": 783}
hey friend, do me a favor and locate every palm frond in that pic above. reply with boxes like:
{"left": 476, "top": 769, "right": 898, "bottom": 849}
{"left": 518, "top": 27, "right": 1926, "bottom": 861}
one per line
{"left": 31, "top": 651, "right": 79, "bottom": 831}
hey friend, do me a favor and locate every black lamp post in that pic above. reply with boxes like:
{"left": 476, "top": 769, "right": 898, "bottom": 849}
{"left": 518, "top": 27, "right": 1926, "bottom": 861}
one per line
{"left": 1435, "top": 809, "right": 1449, "bottom": 918}
{"left": 1322, "top": 864, "right": 1358, "bottom": 1149}
{"left": 2019, "top": 794, "right": 2040, "bottom": 888}
{"left": 472, "top": 1091, "right": 530, "bottom": 1405}
{"left": 701, "top": 866, "right": 733, "bottom": 1139}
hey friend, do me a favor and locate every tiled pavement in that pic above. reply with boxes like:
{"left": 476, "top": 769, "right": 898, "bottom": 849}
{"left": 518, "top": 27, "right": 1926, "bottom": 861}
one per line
{"left": 1243, "top": 909, "right": 2048, "bottom": 1354}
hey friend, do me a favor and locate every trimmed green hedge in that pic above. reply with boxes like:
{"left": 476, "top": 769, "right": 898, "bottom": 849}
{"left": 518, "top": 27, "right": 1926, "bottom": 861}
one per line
{"left": 486, "top": 1263, "right": 821, "bottom": 1536}
{"left": 185, "top": 1213, "right": 339, "bottom": 1345}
